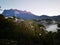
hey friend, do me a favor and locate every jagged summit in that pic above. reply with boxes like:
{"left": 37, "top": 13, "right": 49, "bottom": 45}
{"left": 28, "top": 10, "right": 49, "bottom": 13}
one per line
{"left": 2, "top": 9, "right": 38, "bottom": 20}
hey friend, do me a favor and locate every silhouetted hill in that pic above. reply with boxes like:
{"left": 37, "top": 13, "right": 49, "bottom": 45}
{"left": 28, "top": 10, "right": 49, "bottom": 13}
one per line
{"left": 51, "top": 15, "right": 60, "bottom": 20}
{"left": 38, "top": 15, "right": 51, "bottom": 20}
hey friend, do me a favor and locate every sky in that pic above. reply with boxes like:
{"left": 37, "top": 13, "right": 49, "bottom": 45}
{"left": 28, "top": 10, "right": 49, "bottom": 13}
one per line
{"left": 0, "top": 0, "right": 60, "bottom": 16}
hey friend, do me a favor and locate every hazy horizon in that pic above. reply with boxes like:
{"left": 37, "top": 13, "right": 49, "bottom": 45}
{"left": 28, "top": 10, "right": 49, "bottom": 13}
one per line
{"left": 0, "top": 0, "right": 60, "bottom": 16}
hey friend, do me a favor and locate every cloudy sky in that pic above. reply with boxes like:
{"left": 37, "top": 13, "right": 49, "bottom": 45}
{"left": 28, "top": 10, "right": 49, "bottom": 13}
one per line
{"left": 0, "top": 0, "right": 60, "bottom": 16}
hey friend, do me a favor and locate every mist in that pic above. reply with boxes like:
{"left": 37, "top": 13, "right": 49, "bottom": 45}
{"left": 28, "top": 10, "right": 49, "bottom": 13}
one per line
{"left": 46, "top": 24, "right": 58, "bottom": 32}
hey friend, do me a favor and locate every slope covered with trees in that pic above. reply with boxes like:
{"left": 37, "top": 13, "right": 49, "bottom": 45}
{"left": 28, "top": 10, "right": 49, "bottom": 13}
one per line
{"left": 0, "top": 14, "right": 59, "bottom": 45}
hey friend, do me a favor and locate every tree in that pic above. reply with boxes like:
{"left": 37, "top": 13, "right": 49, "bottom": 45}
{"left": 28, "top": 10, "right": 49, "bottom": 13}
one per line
{"left": 0, "top": 14, "right": 17, "bottom": 39}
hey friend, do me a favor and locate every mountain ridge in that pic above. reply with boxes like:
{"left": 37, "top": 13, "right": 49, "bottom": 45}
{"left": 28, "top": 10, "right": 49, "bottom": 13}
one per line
{"left": 2, "top": 9, "right": 60, "bottom": 20}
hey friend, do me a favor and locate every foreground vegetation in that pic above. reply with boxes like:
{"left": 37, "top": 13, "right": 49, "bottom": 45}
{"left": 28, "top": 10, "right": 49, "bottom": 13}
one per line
{"left": 0, "top": 14, "right": 60, "bottom": 45}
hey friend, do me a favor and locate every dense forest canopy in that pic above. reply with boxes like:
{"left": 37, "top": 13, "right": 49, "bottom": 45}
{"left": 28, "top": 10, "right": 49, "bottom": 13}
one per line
{"left": 0, "top": 14, "right": 60, "bottom": 45}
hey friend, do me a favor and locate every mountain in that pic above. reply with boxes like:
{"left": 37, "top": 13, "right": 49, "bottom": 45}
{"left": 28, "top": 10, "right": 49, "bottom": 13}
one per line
{"left": 2, "top": 9, "right": 38, "bottom": 20}
{"left": 51, "top": 15, "right": 60, "bottom": 20}
{"left": 2, "top": 9, "right": 60, "bottom": 20}
{"left": 38, "top": 15, "right": 51, "bottom": 20}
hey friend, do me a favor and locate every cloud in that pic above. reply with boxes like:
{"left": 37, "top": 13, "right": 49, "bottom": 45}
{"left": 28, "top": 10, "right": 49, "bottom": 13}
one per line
{"left": 46, "top": 24, "right": 58, "bottom": 32}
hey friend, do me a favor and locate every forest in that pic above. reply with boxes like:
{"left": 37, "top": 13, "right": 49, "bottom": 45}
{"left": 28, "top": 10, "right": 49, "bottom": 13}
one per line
{"left": 0, "top": 14, "right": 60, "bottom": 45}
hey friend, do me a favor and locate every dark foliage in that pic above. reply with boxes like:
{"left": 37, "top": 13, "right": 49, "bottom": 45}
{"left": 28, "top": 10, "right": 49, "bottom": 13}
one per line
{"left": 0, "top": 14, "right": 59, "bottom": 45}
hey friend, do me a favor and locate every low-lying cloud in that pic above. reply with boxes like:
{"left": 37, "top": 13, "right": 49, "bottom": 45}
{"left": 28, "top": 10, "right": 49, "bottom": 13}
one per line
{"left": 46, "top": 24, "right": 58, "bottom": 32}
